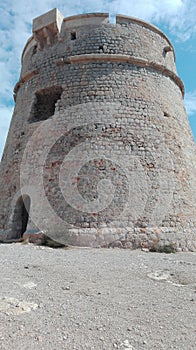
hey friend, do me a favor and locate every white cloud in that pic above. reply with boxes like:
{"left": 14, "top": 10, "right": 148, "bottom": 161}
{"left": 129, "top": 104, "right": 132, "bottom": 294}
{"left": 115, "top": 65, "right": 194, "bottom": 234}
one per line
{"left": 0, "top": 106, "right": 13, "bottom": 158}
{"left": 184, "top": 90, "right": 196, "bottom": 116}
{"left": 1, "top": 0, "right": 195, "bottom": 103}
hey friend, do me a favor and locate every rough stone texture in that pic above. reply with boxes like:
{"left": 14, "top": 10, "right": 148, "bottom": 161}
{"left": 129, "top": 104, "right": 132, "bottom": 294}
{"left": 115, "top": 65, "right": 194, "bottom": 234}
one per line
{"left": 0, "top": 9, "right": 195, "bottom": 250}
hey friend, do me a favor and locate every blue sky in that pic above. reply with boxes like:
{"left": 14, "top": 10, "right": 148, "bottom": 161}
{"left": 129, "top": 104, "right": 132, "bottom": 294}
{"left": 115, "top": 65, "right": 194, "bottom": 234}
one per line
{"left": 0, "top": 0, "right": 196, "bottom": 158}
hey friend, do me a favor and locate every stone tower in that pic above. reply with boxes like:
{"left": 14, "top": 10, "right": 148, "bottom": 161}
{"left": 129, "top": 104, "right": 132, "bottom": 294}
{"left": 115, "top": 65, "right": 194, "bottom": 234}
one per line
{"left": 0, "top": 8, "right": 195, "bottom": 250}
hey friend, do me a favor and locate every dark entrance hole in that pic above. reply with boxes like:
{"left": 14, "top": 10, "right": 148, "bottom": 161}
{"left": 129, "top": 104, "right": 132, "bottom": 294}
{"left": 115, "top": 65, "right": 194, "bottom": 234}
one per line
{"left": 29, "top": 86, "right": 63, "bottom": 123}
{"left": 12, "top": 195, "right": 31, "bottom": 239}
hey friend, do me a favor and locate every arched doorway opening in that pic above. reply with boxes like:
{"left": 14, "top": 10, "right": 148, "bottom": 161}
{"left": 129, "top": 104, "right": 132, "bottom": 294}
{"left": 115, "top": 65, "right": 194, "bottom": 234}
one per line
{"left": 12, "top": 195, "right": 31, "bottom": 239}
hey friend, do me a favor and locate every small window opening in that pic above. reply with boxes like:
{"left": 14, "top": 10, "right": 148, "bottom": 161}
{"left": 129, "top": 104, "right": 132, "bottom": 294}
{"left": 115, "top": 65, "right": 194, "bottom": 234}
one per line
{"left": 71, "top": 31, "right": 77, "bottom": 40}
{"left": 32, "top": 45, "right": 37, "bottom": 56}
{"left": 29, "top": 86, "right": 63, "bottom": 123}
{"left": 163, "top": 46, "right": 172, "bottom": 57}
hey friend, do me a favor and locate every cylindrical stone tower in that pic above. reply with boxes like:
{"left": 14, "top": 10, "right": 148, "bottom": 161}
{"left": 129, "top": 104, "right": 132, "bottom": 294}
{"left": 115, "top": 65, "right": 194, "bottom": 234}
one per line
{"left": 0, "top": 9, "right": 195, "bottom": 250}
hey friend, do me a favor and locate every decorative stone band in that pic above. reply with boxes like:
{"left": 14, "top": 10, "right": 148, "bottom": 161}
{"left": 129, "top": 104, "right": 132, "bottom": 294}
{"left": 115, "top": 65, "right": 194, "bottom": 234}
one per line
{"left": 56, "top": 54, "right": 184, "bottom": 97}
{"left": 14, "top": 53, "right": 184, "bottom": 100}
{"left": 14, "top": 69, "right": 39, "bottom": 101}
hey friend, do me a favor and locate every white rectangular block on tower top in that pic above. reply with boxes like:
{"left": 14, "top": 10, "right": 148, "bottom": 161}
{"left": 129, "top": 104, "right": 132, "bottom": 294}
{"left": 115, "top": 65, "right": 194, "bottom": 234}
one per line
{"left": 33, "top": 8, "right": 64, "bottom": 33}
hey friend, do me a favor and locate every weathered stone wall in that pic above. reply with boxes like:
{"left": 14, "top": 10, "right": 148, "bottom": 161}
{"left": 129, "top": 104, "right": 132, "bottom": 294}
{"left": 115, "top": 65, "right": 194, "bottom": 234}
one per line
{"left": 0, "top": 9, "right": 195, "bottom": 250}
{"left": 21, "top": 17, "right": 176, "bottom": 77}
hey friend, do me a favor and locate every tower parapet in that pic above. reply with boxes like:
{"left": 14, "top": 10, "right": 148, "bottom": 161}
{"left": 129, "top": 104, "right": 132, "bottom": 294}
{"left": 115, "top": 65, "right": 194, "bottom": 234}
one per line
{"left": 19, "top": 9, "right": 180, "bottom": 100}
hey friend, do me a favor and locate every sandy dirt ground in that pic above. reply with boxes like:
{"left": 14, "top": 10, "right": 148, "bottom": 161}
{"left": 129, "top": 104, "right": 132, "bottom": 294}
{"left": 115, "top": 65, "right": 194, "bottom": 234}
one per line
{"left": 0, "top": 243, "right": 195, "bottom": 350}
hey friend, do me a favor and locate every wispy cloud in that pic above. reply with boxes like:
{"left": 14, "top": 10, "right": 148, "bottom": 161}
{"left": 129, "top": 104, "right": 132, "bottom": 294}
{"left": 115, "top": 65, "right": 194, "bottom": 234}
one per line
{"left": 0, "top": 0, "right": 196, "bottom": 105}
{"left": 0, "top": 105, "right": 13, "bottom": 158}
{"left": 184, "top": 90, "right": 196, "bottom": 116}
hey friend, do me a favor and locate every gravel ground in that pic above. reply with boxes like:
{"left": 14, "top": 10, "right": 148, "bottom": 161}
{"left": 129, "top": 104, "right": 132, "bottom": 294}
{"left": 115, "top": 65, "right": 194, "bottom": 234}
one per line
{"left": 0, "top": 243, "right": 195, "bottom": 350}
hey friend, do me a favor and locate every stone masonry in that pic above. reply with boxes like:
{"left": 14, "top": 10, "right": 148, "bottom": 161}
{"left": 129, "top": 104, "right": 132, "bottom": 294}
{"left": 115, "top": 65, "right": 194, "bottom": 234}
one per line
{"left": 0, "top": 9, "right": 196, "bottom": 250}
